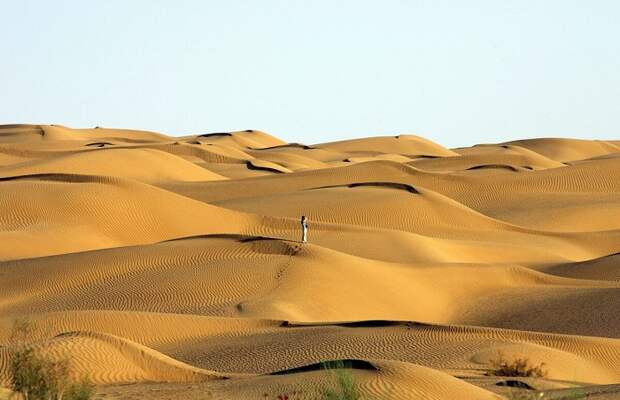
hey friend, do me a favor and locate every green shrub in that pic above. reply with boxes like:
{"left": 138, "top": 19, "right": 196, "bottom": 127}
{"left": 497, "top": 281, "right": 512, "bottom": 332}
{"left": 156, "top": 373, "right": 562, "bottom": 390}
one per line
{"left": 8, "top": 319, "right": 94, "bottom": 400}
{"left": 322, "top": 361, "right": 361, "bottom": 400}
{"left": 64, "top": 378, "right": 95, "bottom": 400}
{"left": 10, "top": 346, "right": 69, "bottom": 400}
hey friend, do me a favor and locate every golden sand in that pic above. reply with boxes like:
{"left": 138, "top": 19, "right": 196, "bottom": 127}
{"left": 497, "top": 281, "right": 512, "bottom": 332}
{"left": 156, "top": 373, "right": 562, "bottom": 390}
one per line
{"left": 1, "top": 124, "right": 619, "bottom": 399}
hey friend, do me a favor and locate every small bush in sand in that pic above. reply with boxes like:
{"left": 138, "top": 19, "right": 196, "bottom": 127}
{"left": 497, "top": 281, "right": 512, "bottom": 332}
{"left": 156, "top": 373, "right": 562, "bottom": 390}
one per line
{"left": 488, "top": 352, "right": 548, "bottom": 378}
{"left": 322, "top": 361, "right": 361, "bottom": 400}
{"left": 10, "top": 347, "right": 69, "bottom": 400}
{"left": 8, "top": 319, "right": 94, "bottom": 400}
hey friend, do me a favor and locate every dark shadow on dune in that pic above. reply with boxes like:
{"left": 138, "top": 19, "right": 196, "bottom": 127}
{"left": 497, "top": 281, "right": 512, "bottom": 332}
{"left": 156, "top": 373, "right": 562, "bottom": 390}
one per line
{"left": 197, "top": 132, "right": 232, "bottom": 138}
{"left": 409, "top": 154, "right": 441, "bottom": 159}
{"left": 239, "top": 236, "right": 283, "bottom": 243}
{"left": 466, "top": 164, "right": 519, "bottom": 172}
{"left": 601, "top": 251, "right": 620, "bottom": 259}
{"left": 162, "top": 233, "right": 280, "bottom": 243}
{"left": 280, "top": 320, "right": 428, "bottom": 329}
{"left": 309, "top": 182, "right": 420, "bottom": 194}
{"left": 246, "top": 161, "right": 285, "bottom": 174}
{"left": 255, "top": 143, "right": 315, "bottom": 151}
{"left": 544, "top": 251, "right": 620, "bottom": 280}
{"left": 85, "top": 142, "right": 114, "bottom": 147}
{"left": 496, "top": 380, "right": 535, "bottom": 390}
{"left": 332, "top": 320, "right": 417, "bottom": 328}
{"left": 161, "top": 234, "right": 301, "bottom": 256}
{"left": 269, "top": 360, "right": 377, "bottom": 375}
{"left": 348, "top": 182, "right": 420, "bottom": 193}
{"left": 186, "top": 140, "right": 214, "bottom": 145}
{"left": 0, "top": 173, "right": 104, "bottom": 183}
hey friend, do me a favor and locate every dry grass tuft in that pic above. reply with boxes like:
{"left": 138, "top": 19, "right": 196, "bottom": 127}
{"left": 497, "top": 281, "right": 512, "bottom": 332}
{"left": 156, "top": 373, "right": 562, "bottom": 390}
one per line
{"left": 488, "top": 352, "right": 548, "bottom": 378}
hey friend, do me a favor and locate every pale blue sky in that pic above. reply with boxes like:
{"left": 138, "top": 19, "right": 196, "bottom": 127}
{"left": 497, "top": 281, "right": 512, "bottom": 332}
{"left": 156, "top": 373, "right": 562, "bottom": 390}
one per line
{"left": 1, "top": 1, "right": 619, "bottom": 148}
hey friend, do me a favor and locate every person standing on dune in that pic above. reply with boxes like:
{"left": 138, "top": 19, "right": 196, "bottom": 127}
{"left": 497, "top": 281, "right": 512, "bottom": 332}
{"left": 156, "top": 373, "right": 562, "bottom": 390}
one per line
{"left": 301, "top": 215, "right": 308, "bottom": 243}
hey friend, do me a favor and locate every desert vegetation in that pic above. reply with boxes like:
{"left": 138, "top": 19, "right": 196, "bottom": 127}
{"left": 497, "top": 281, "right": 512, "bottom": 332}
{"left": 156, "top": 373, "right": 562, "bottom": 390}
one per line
{"left": 8, "top": 319, "right": 94, "bottom": 400}
{"left": 488, "top": 353, "right": 548, "bottom": 378}
{"left": 322, "top": 361, "right": 362, "bottom": 400}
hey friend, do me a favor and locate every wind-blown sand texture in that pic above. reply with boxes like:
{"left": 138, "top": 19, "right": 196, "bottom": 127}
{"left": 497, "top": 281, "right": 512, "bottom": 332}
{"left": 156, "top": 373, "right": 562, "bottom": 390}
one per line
{"left": 1, "top": 124, "right": 619, "bottom": 399}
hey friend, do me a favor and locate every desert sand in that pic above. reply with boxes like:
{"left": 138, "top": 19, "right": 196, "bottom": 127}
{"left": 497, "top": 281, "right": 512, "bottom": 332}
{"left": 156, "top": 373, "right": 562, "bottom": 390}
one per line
{"left": 1, "top": 124, "right": 619, "bottom": 399}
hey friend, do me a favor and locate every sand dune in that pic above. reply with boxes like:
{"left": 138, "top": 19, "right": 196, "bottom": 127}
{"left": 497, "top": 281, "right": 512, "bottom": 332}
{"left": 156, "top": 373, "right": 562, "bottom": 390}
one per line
{"left": 412, "top": 146, "right": 566, "bottom": 171}
{"left": 95, "top": 360, "right": 504, "bottom": 400}
{"left": 316, "top": 135, "right": 459, "bottom": 158}
{"left": 0, "top": 148, "right": 227, "bottom": 183}
{"left": 1, "top": 125, "right": 619, "bottom": 399}
{"left": 0, "top": 175, "right": 262, "bottom": 260}
{"left": 0, "top": 331, "right": 227, "bottom": 385}
{"left": 501, "top": 138, "right": 620, "bottom": 163}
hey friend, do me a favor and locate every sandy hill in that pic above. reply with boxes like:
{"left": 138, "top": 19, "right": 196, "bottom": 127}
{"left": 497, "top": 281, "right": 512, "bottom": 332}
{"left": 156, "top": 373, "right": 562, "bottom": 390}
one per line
{"left": 1, "top": 124, "right": 619, "bottom": 400}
